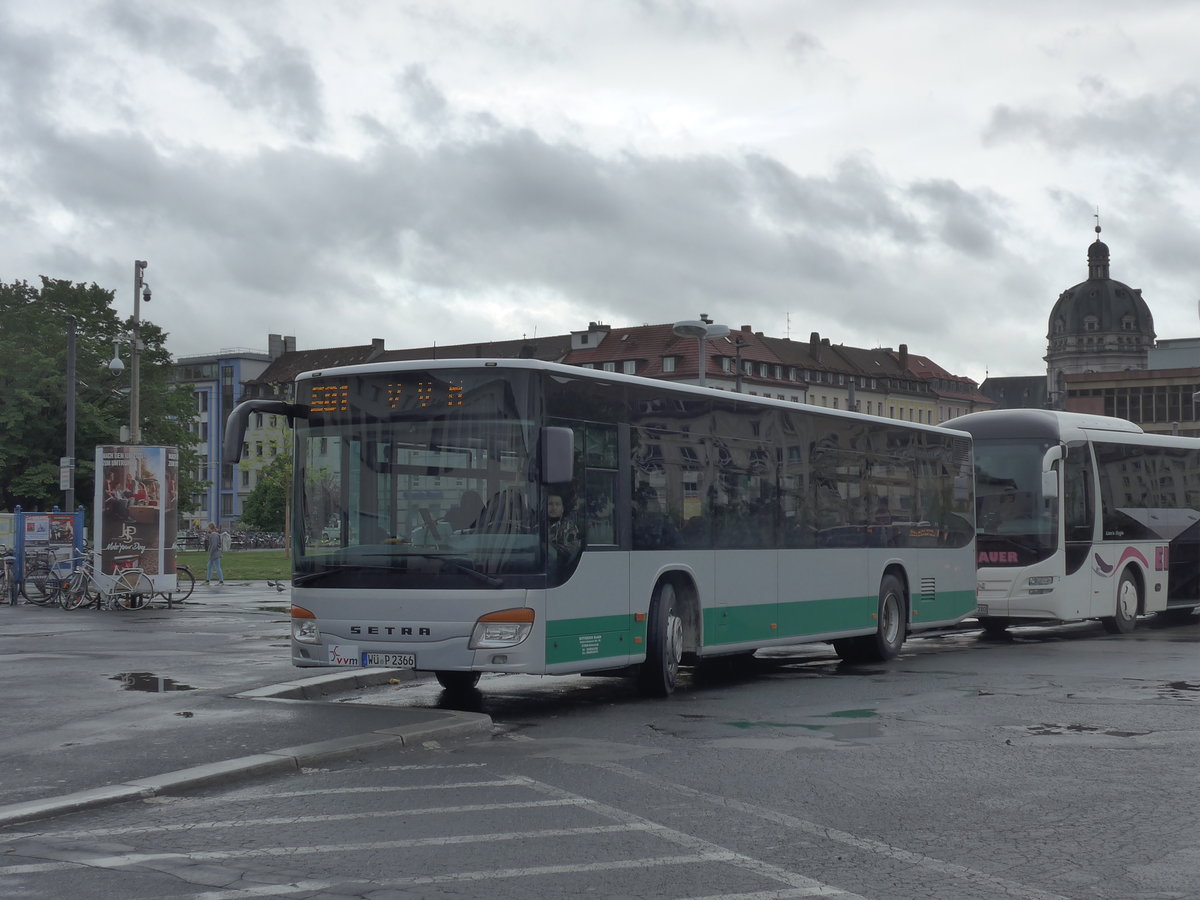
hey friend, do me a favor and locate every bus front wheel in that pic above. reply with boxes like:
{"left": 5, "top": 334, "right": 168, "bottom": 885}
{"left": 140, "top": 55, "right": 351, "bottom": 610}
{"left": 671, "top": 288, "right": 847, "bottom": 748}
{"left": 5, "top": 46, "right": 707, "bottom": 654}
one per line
{"left": 1102, "top": 570, "right": 1139, "bottom": 635}
{"left": 833, "top": 573, "right": 907, "bottom": 663}
{"left": 638, "top": 581, "right": 684, "bottom": 697}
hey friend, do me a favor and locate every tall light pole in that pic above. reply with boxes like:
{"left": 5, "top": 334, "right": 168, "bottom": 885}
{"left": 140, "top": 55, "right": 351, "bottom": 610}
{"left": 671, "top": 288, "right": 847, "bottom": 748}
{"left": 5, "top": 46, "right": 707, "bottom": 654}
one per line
{"left": 64, "top": 316, "right": 77, "bottom": 510}
{"left": 131, "top": 260, "right": 150, "bottom": 444}
{"left": 673, "top": 318, "right": 730, "bottom": 387}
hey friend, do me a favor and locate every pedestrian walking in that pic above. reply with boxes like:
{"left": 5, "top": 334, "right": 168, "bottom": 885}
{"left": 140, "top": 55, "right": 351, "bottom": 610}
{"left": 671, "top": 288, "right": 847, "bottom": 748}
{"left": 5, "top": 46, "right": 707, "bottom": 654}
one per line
{"left": 204, "top": 522, "right": 225, "bottom": 585}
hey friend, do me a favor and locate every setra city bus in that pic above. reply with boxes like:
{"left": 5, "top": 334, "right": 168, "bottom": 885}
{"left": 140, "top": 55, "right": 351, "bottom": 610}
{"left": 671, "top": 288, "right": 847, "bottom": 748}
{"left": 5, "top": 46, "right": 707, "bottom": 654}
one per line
{"left": 224, "top": 359, "right": 977, "bottom": 695}
{"left": 951, "top": 408, "right": 1200, "bottom": 635}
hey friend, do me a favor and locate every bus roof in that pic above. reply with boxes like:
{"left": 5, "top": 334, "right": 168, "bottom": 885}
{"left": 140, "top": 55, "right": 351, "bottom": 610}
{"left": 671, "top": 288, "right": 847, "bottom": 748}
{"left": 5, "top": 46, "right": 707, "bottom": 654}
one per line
{"left": 950, "top": 408, "right": 1148, "bottom": 442}
{"left": 296, "top": 356, "right": 971, "bottom": 439}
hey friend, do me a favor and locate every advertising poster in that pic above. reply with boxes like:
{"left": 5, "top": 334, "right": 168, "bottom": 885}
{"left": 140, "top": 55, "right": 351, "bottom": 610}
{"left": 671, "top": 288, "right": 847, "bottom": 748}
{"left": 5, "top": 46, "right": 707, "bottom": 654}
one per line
{"left": 49, "top": 513, "right": 76, "bottom": 545}
{"left": 94, "top": 445, "right": 178, "bottom": 588}
{"left": 23, "top": 514, "right": 50, "bottom": 544}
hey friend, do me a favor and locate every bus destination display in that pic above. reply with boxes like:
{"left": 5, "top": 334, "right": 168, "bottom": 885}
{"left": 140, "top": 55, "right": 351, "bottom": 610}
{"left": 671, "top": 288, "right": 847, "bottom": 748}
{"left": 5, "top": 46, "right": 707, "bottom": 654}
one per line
{"left": 307, "top": 376, "right": 465, "bottom": 417}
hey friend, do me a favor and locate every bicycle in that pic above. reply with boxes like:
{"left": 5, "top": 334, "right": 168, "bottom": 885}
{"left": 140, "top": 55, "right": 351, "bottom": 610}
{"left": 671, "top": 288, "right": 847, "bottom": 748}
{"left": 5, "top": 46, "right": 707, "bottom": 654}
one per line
{"left": 0, "top": 545, "right": 16, "bottom": 605}
{"left": 20, "top": 548, "right": 64, "bottom": 607}
{"left": 155, "top": 564, "right": 196, "bottom": 608}
{"left": 58, "top": 555, "right": 156, "bottom": 611}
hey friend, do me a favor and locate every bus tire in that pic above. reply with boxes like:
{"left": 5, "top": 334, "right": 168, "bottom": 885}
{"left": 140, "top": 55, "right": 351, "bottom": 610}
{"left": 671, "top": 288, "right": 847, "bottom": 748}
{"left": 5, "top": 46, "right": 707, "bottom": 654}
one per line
{"left": 435, "top": 671, "right": 481, "bottom": 692}
{"left": 1102, "top": 570, "right": 1139, "bottom": 635}
{"left": 834, "top": 573, "right": 906, "bottom": 663}
{"left": 638, "top": 580, "right": 684, "bottom": 697}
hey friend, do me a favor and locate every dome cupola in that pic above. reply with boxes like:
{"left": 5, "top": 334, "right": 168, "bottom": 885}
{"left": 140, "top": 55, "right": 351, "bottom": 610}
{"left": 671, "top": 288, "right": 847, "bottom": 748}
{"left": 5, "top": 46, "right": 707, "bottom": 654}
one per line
{"left": 1044, "top": 221, "right": 1155, "bottom": 405}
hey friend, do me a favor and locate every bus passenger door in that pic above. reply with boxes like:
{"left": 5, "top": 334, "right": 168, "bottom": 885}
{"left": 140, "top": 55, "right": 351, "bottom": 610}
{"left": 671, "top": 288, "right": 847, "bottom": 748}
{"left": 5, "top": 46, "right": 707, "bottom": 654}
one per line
{"left": 544, "top": 422, "right": 634, "bottom": 673}
{"left": 1062, "top": 441, "right": 1094, "bottom": 619}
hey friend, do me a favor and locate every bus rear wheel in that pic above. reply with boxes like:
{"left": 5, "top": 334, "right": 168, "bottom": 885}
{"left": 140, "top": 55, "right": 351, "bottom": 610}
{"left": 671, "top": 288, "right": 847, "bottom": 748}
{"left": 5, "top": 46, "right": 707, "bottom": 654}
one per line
{"left": 638, "top": 580, "right": 684, "bottom": 697}
{"left": 833, "top": 573, "right": 907, "bottom": 664}
{"left": 435, "top": 671, "right": 481, "bottom": 692}
{"left": 1102, "top": 570, "right": 1139, "bottom": 635}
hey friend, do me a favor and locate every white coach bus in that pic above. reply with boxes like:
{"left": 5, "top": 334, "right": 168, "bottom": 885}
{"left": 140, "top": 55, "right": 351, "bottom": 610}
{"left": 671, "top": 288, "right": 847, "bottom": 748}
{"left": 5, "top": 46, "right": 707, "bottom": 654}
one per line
{"left": 951, "top": 408, "right": 1200, "bottom": 635}
{"left": 225, "top": 359, "right": 977, "bottom": 695}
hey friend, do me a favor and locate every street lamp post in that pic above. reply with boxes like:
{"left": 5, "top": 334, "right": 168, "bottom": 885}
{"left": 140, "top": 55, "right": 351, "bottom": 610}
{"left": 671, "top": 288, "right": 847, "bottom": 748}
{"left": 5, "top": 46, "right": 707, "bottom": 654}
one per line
{"left": 130, "top": 260, "right": 149, "bottom": 444}
{"left": 672, "top": 318, "right": 730, "bottom": 387}
{"left": 64, "top": 316, "right": 76, "bottom": 510}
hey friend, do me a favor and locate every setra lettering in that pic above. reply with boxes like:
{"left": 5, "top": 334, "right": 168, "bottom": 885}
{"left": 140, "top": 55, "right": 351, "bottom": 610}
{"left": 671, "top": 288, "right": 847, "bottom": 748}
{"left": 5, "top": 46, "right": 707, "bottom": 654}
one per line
{"left": 349, "top": 625, "right": 433, "bottom": 636}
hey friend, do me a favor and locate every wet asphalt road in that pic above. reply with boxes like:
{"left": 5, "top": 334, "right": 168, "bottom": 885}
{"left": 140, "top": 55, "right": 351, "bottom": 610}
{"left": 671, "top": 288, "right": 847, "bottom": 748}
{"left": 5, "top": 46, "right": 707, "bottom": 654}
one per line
{"left": 2, "top": 602, "right": 1198, "bottom": 899}
{"left": 0, "top": 582, "right": 473, "bottom": 811}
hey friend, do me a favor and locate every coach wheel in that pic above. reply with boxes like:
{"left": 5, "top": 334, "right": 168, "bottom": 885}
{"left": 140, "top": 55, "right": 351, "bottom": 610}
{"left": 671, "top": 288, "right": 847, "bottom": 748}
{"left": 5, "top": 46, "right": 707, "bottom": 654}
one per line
{"left": 435, "top": 670, "right": 481, "bottom": 692}
{"left": 834, "top": 573, "right": 907, "bottom": 663}
{"left": 1102, "top": 570, "right": 1139, "bottom": 635}
{"left": 638, "top": 580, "right": 684, "bottom": 697}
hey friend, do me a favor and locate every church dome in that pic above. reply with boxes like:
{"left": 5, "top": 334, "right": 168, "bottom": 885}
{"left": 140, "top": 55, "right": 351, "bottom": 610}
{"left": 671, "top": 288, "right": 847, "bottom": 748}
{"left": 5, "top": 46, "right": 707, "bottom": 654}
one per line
{"left": 1047, "top": 228, "right": 1155, "bottom": 342}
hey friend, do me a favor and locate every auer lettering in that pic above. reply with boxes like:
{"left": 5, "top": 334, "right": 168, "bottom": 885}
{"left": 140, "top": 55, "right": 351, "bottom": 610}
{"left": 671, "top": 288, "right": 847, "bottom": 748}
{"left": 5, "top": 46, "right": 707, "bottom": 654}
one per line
{"left": 349, "top": 626, "right": 432, "bottom": 636}
{"left": 978, "top": 551, "right": 1019, "bottom": 565}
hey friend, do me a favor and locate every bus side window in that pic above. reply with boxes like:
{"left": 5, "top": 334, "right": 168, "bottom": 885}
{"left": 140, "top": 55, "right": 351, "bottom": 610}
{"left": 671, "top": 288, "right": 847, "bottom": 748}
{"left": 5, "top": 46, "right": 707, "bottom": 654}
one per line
{"left": 1070, "top": 448, "right": 1099, "bottom": 542}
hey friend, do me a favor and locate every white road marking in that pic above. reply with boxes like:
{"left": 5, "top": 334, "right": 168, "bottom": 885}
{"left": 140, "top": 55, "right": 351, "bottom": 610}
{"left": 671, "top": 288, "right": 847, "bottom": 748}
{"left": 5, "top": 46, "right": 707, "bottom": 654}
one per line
{"left": 594, "top": 761, "right": 1073, "bottom": 900}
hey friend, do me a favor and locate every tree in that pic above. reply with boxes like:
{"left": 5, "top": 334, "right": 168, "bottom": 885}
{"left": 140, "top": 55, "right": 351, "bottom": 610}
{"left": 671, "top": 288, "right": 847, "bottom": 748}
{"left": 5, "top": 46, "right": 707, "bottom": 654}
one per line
{"left": 0, "top": 277, "right": 200, "bottom": 514}
{"left": 239, "top": 453, "right": 292, "bottom": 532}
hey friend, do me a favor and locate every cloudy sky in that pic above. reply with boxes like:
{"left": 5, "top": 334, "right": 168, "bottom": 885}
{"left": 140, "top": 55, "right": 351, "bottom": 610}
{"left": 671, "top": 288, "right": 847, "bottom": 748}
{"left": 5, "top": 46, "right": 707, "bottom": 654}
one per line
{"left": 4, "top": 1, "right": 1199, "bottom": 383}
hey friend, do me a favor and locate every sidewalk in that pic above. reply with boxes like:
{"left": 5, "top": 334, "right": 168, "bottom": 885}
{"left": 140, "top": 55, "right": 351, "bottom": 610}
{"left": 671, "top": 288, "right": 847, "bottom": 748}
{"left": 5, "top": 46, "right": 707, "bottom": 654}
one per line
{"left": 0, "top": 582, "right": 492, "bottom": 827}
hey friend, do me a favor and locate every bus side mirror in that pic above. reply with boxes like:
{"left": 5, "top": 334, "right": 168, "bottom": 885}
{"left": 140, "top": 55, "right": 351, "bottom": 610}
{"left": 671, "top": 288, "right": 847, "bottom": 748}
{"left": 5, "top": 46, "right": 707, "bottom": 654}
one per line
{"left": 1041, "top": 445, "right": 1063, "bottom": 499}
{"left": 1041, "top": 471, "right": 1059, "bottom": 499}
{"left": 222, "top": 399, "right": 302, "bottom": 463}
{"left": 541, "top": 426, "right": 574, "bottom": 484}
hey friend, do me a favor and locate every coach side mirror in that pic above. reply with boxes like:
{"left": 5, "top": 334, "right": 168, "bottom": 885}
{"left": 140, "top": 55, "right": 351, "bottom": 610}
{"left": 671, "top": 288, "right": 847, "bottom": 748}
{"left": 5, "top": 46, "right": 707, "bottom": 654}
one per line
{"left": 541, "top": 426, "right": 574, "bottom": 484}
{"left": 1040, "top": 445, "right": 1063, "bottom": 499}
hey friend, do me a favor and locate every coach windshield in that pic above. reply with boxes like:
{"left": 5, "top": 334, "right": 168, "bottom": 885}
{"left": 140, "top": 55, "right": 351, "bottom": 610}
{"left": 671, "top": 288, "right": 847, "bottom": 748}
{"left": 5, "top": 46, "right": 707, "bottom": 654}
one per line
{"left": 974, "top": 438, "right": 1059, "bottom": 566}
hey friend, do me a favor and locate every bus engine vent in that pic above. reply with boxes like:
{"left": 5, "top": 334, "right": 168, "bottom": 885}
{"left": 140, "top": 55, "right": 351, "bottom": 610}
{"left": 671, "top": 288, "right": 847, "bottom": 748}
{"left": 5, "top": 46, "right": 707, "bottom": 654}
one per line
{"left": 920, "top": 577, "right": 936, "bottom": 604}
{"left": 952, "top": 438, "right": 971, "bottom": 467}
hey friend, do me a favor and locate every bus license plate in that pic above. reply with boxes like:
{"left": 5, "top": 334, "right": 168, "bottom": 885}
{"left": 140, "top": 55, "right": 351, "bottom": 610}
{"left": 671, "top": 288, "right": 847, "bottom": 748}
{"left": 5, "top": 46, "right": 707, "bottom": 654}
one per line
{"left": 362, "top": 652, "right": 416, "bottom": 668}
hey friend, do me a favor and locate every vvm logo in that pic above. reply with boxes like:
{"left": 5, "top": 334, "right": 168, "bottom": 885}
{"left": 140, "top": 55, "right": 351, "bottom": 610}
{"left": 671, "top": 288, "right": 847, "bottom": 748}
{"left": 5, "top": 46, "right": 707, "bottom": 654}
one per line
{"left": 328, "top": 644, "right": 361, "bottom": 666}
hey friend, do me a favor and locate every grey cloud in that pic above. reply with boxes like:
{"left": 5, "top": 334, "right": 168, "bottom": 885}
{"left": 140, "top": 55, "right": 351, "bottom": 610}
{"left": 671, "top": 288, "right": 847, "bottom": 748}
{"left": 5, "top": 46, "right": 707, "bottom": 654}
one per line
{"left": 399, "top": 65, "right": 449, "bottom": 123}
{"left": 628, "top": 0, "right": 732, "bottom": 39}
{"left": 101, "top": 2, "right": 325, "bottom": 140}
{"left": 783, "top": 30, "right": 822, "bottom": 62}
{"left": 907, "top": 179, "right": 1004, "bottom": 258}
{"left": 189, "top": 41, "right": 326, "bottom": 141}
{"left": 984, "top": 81, "right": 1200, "bottom": 172}
{"left": 746, "top": 154, "right": 921, "bottom": 245}
{"left": 0, "top": 7, "right": 68, "bottom": 126}
{"left": 102, "top": 1, "right": 223, "bottom": 58}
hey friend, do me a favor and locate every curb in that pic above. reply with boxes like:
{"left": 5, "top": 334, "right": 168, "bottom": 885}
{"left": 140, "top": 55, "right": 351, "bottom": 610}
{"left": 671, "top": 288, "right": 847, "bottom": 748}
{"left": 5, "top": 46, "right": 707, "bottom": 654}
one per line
{"left": 0, "top": 669, "right": 493, "bottom": 828}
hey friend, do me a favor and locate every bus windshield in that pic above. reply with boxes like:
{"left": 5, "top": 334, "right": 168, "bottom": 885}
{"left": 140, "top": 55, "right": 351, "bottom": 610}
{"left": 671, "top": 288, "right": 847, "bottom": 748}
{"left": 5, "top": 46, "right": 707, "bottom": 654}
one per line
{"left": 293, "top": 369, "right": 548, "bottom": 590}
{"left": 973, "top": 438, "right": 1058, "bottom": 565}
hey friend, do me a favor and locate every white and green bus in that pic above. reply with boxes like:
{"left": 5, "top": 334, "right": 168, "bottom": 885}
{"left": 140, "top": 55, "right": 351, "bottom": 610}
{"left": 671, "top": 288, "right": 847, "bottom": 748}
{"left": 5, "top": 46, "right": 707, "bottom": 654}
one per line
{"left": 951, "top": 408, "right": 1200, "bottom": 635}
{"left": 225, "top": 359, "right": 977, "bottom": 695}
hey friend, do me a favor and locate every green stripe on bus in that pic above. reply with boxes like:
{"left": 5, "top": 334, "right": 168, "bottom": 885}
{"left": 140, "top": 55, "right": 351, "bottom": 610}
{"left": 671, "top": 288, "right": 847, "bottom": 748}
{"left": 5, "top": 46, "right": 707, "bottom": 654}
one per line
{"left": 544, "top": 588, "right": 977, "bottom": 663}
{"left": 706, "top": 595, "right": 875, "bottom": 645}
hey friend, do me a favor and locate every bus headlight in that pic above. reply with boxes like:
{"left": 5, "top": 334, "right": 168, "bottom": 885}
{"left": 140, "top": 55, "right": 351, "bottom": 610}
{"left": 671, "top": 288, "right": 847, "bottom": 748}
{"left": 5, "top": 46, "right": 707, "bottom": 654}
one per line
{"left": 1027, "top": 575, "right": 1054, "bottom": 595}
{"left": 291, "top": 605, "right": 321, "bottom": 644}
{"left": 469, "top": 607, "right": 534, "bottom": 649}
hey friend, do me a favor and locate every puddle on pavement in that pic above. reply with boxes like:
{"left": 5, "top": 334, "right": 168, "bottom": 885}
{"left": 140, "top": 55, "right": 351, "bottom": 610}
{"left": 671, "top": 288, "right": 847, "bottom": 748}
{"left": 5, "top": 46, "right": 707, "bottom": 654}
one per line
{"left": 111, "top": 672, "right": 196, "bottom": 692}
{"left": 1026, "top": 722, "right": 1151, "bottom": 738}
{"left": 724, "top": 708, "right": 882, "bottom": 739}
{"left": 1157, "top": 681, "right": 1200, "bottom": 700}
